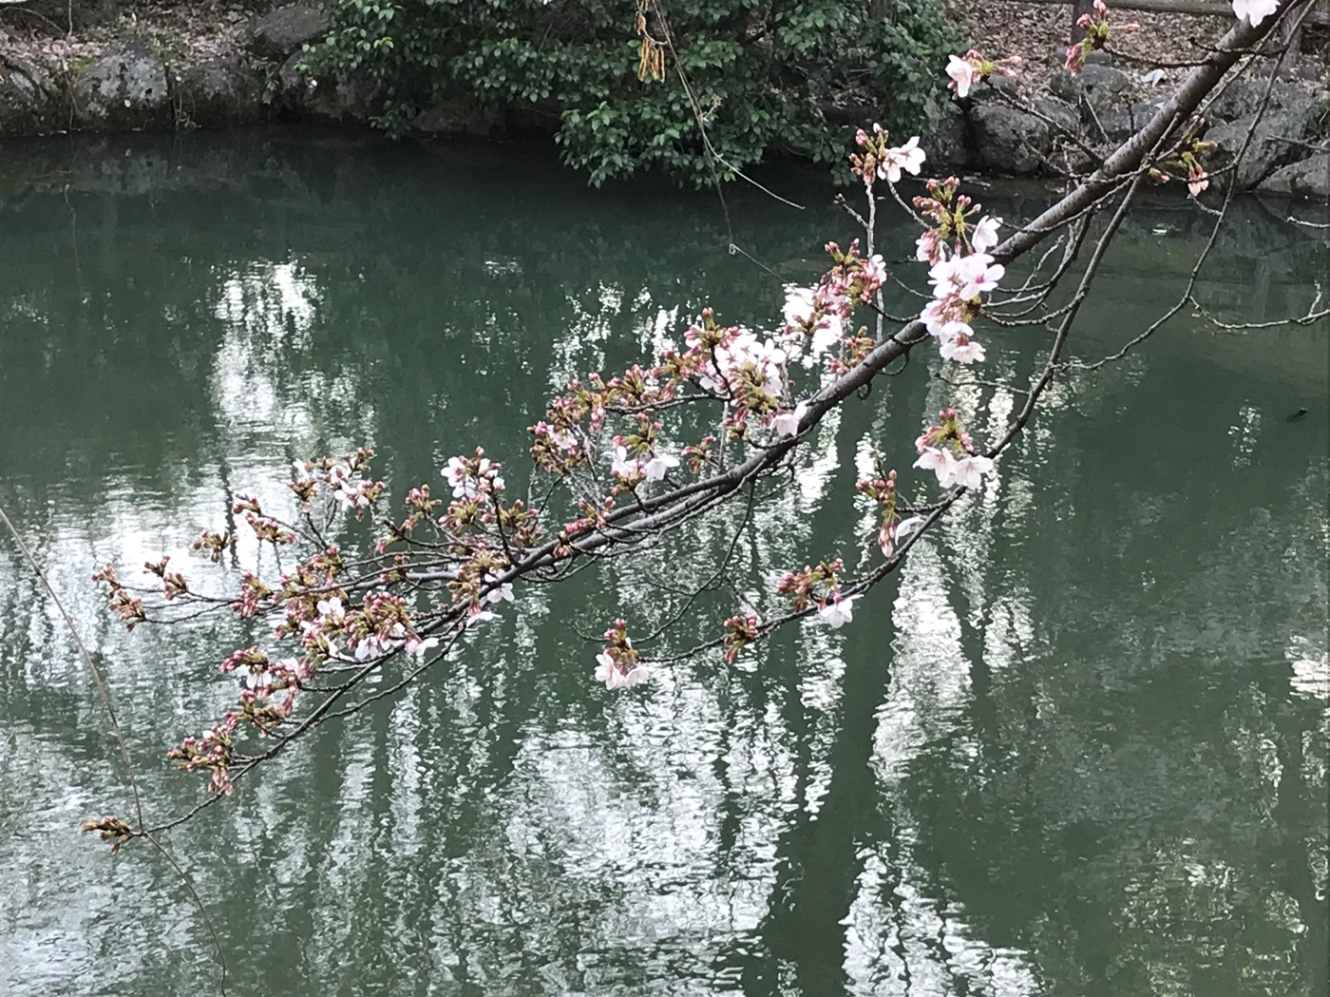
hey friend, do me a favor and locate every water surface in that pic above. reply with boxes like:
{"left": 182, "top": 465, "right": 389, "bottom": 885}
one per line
{"left": 0, "top": 129, "right": 1326, "bottom": 997}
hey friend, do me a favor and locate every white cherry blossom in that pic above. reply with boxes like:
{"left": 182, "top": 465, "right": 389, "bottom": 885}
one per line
{"left": 878, "top": 136, "right": 926, "bottom": 183}
{"left": 947, "top": 54, "right": 977, "bottom": 97}
{"left": 928, "top": 255, "right": 970, "bottom": 299}
{"left": 914, "top": 447, "right": 994, "bottom": 489}
{"left": 594, "top": 651, "right": 615, "bottom": 684}
{"left": 484, "top": 576, "right": 515, "bottom": 604}
{"left": 595, "top": 653, "right": 650, "bottom": 690}
{"left": 316, "top": 596, "right": 344, "bottom": 620}
{"left": 619, "top": 664, "right": 650, "bottom": 688}
{"left": 818, "top": 593, "right": 860, "bottom": 629}
{"left": 611, "top": 445, "right": 641, "bottom": 479}
{"left": 1232, "top": 0, "right": 1279, "bottom": 25}
{"left": 772, "top": 401, "right": 808, "bottom": 439}
{"left": 443, "top": 457, "right": 475, "bottom": 498}
{"left": 940, "top": 335, "right": 987, "bottom": 364}
{"left": 955, "top": 253, "right": 1005, "bottom": 299}
{"left": 354, "top": 636, "right": 383, "bottom": 662}
{"left": 405, "top": 636, "right": 439, "bottom": 657}
{"left": 914, "top": 446, "right": 958, "bottom": 487}
{"left": 465, "top": 608, "right": 497, "bottom": 626}
{"left": 971, "top": 215, "right": 1002, "bottom": 253}
{"left": 950, "top": 454, "right": 994, "bottom": 489}
{"left": 642, "top": 452, "right": 680, "bottom": 482}
{"left": 895, "top": 516, "right": 927, "bottom": 545}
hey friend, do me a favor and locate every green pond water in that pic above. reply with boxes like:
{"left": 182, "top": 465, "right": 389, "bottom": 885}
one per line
{"left": 0, "top": 128, "right": 1326, "bottom": 997}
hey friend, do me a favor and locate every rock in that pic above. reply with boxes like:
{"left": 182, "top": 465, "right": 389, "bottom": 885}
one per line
{"left": 1091, "top": 94, "right": 1170, "bottom": 143}
{"left": 1207, "top": 80, "right": 1317, "bottom": 124}
{"left": 1083, "top": 49, "right": 1113, "bottom": 67}
{"left": 966, "top": 94, "right": 1080, "bottom": 174}
{"left": 1033, "top": 96, "right": 1079, "bottom": 134}
{"left": 917, "top": 98, "right": 973, "bottom": 171}
{"left": 0, "top": 50, "right": 59, "bottom": 135}
{"left": 1131, "top": 95, "right": 1169, "bottom": 121}
{"left": 969, "top": 73, "right": 1020, "bottom": 101}
{"left": 1034, "top": 96, "right": 1093, "bottom": 171}
{"left": 73, "top": 38, "right": 171, "bottom": 131}
{"left": 275, "top": 50, "right": 377, "bottom": 123}
{"left": 251, "top": 4, "right": 330, "bottom": 59}
{"left": 1094, "top": 106, "right": 1134, "bottom": 144}
{"left": 175, "top": 57, "right": 262, "bottom": 128}
{"left": 1049, "top": 70, "right": 1082, "bottom": 104}
{"left": 1258, "top": 153, "right": 1330, "bottom": 197}
{"left": 1205, "top": 86, "right": 1327, "bottom": 188}
{"left": 970, "top": 102, "right": 1052, "bottom": 174}
{"left": 1079, "top": 63, "right": 1131, "bottom": 94}
{"left": 1050, "top": 64, "right": 1131, "bottom": 108}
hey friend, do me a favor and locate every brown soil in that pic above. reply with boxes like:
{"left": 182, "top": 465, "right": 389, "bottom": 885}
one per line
{"left": 1, "top": 0, "right": 252, "bottom": 74}
{"left": 951, "top": 0, "right": 1327, "bottom": 90}
{"left": 951, "top": 1, "right": 1228, "bottom": 85}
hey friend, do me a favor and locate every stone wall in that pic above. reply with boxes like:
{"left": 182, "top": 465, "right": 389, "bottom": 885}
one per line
{"left": 921, "top": 54, "right": 1329, "bottom": 197}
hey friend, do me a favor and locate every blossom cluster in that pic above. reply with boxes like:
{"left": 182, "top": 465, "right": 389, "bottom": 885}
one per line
{"left": 611, "top": 414, "right": 681, "bottom": 487}
{"left": 90, "top": 62, "right": 1022, "bottom": 793}
{"left": 910, "top": 180, "right": 1006, "bottom": 364}
{"left": 850, "top": 123, "right": 925, "bottom": 188}
{"left": 1151, "top": 118, "right": 1219, "bottom": 197}
{"left": 89, "top": 45, "right": 1045, "bottom": 810}
{"left": 722, "top": 612, "right": 761, "bottom": 664}
{"left": 780, "top": 239, "right": 887, "bottom": 381}
{"left": 1065, "top": 0, "right": 1139, "bottom": 77}
{"left": 945, "top": 49, "right": 1021, "bottom": 99}
{"left": 595, "top": 619, "right": 649, "bottom": 689}
{"left": 291, "top": 450, "right": 383, "bottom": 513}
{"left": 914, "top": 408, "right": 995, "bottom": 490}
{"left": 79, "top": 12, "right": 1268, "bottom": 851}
{"left": 775, "top": 558, "right": 858, "bottom": 628}
{"left": 856, "top": 469, "right": 926, "bottom": 559}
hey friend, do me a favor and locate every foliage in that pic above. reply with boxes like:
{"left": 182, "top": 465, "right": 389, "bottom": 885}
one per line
{"left": 310, "top": 0, "right": 964, "bottom": 185}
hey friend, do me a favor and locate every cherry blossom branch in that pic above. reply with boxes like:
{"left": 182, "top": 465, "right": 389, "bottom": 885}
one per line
{"left": 74, "top": 0, "right": 1314, "bottom": 847}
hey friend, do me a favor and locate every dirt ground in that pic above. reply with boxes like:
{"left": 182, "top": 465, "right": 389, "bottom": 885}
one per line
{"left": 0, "top": 0, "right": 252, "bottom": 73}
{"left": 952, "top": 0, "right": 1327, "bottom": 88}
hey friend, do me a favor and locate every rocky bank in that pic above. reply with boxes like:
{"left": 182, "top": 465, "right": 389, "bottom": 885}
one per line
{"left": 0, "top": 2, "right": 1326, "bottom": 196}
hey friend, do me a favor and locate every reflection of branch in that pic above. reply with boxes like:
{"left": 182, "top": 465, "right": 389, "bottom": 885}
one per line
{"left": 0, "top": 499, "right": 230, "bottom": 991}
{"left": 1072, "top": 44, "right": 1300, "bottom": 371}
{"left": 1191, "top": 285, "right": 1328, "bottom": 330}
{"left": 1285, "top": 213, "right": 1330, "bottom": 231}
{"left": 635, "top": 481, "right": 758, "bottom": 646}
{"left": 992, "top": 170, "right": 1148, "bottom": 454}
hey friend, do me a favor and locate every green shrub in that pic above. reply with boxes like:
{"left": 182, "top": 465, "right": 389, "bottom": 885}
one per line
{"left": 312, "top": 0, "right": 964, "bottom": 186}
